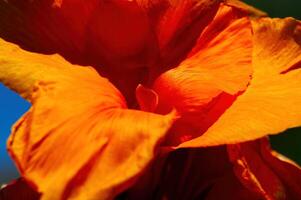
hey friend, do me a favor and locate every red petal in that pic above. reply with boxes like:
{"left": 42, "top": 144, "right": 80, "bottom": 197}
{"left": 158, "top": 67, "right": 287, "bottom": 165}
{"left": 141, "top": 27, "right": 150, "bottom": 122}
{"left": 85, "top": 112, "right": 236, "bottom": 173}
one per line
{"left": 260, "top": 139, "right": 301, "bottom": 199}
{"left": 127, "top": 146, "right": 259, "bottom": 200}
{"left": 205, "top": 172, "right": 261, "bottom": 200}
{"left": 228, "top": 138, "right": 301, "bottom": 200}
{"left": 0, "top": 178, "right": 40, "bottom": 200}
{"left": 228, "top": 141, "right": 286, "bottom": 199}
{"left": 0, "top": 0, "right": 98, "bottom": 62}
{"left": 149, "top": 0, "right": 221, "bottom": 72}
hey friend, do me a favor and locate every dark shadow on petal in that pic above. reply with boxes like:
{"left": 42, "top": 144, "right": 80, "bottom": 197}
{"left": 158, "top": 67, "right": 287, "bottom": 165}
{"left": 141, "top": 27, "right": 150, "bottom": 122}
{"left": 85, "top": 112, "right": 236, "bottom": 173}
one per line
{"left": 0, "top": 178, "right": 40, "bottom": 200}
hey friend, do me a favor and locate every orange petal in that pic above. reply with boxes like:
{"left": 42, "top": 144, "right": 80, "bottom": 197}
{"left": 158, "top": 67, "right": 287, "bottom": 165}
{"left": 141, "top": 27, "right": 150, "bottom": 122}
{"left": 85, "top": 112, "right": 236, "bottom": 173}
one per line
{"left": 152, "top": 4, "right": 252, "bottom": 145}
{"left": 178, "top": 17, "right": 301, "bottom": 148}
{"left": 0, "top": 37, "right": 82, "bottom": 101}
{"left": 186, "top": 4, "right": 253, "bottom": 94}
{"left": 224, "top": 0, "right": 267, "bottom": 17}
{"left": 252, "top": 18, "right": 301, "bottom": 76}
{"left": 0, "top": 0, "right": 156, "bottom": 105}
{"left": 1, "top": 39, "right": 176, "bottom": 200}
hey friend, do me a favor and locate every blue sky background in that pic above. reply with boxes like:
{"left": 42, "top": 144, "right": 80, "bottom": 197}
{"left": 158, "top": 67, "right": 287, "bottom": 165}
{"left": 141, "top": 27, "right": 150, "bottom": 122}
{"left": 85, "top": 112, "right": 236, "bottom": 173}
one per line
{"left": 0, "top": 0, "right": 301, "bottom": 185}
{"left": 0, "top": 84, "right": 30, "bottom": 184}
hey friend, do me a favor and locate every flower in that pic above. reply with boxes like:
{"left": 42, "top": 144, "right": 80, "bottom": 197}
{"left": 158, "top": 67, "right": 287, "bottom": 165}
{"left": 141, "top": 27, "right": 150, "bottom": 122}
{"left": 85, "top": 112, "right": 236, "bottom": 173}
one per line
{"left": 0, "top": 0, "right": 301, "bottom": 199}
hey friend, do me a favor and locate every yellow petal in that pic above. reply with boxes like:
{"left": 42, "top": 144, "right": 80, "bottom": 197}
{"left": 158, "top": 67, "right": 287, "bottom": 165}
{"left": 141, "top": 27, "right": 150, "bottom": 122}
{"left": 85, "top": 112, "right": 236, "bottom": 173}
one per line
{"left": 178, "top": 17, "right": 301, "bottom": 148}
{"left": 0, "top": 38, "right": 78, "bottom": 101}
{"left": 1, "top": 39, "right": 176, "bottom": 199}
{"left": 252, "top": 18, "right": 301, "bottom": 76}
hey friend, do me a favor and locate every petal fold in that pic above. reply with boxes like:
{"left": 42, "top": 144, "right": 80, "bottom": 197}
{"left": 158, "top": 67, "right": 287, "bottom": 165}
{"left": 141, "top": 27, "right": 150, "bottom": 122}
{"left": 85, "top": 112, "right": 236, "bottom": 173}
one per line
{"left": 127, "top": 146, "right": 259, "bottom": 200}
{"left": 136, "top": 84, "right": 159, "bottom": 112}
{"left": 178, "top": 17, "right": 301, "bottom": 148}
{"left": 260, "top": 139, "right": 301, "bottom": 199}
{"left": 0, "top": 38, "right": 82, "bottom": 101}
{"left": 2, "top": 39, "right": 176, "bottom": 200}
{"left": 228, "top": 141, "right": 286, "bottom": 200}
{"left": 153, "top": 4, "right": 252, "bottom": 145}
{"left": 137, "top": 0, "right": 221, "bottom": 73}
{"left": 252, "top": 18, "right": 301, "bottom": 76}
{"left": 228, "top": 138, "right": 301, "bottom": 200}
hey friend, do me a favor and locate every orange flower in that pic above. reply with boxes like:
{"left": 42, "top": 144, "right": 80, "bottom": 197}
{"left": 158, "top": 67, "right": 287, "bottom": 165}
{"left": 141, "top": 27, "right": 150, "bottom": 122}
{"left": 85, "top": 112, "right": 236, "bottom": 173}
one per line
{"left": 0, "top": 0, "right": 301, "bottom": 199}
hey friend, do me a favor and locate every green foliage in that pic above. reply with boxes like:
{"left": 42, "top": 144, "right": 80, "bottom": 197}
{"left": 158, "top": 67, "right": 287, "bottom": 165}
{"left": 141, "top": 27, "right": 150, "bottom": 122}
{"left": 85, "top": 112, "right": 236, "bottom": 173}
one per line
{"left": 245, "top": 0, "right": 301, "bottom": 19}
